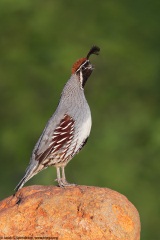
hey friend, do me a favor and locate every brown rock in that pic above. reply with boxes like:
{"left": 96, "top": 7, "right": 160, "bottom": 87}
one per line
{"left": 0, "top": 185, "right": 140, "bottom": 240}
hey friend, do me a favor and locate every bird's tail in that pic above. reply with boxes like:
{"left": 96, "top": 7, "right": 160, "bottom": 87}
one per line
{"left": 14, "top": 162, "right": 38, "bottom": 193}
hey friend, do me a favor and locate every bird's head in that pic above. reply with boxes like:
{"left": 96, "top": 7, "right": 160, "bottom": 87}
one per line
{"left": 72, "top": 46, "right": 100, "bottom": 88}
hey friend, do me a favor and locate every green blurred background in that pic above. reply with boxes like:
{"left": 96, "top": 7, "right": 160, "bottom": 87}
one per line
{"left": 0, "top": 0, "right": 160, "bottom": 239}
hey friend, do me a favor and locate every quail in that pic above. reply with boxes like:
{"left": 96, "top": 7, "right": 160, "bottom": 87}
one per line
{"left": 15, "top": 46, "right": 100, "bottom": 192}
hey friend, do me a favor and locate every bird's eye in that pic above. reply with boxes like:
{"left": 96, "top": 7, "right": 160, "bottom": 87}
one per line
{"left": 82, "top": 62, "right": 89, "bottom": 70}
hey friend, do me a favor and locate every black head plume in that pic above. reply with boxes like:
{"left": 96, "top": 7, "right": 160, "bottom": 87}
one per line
{"left": 86, "top": 46, "right": 100, "bottom": 59}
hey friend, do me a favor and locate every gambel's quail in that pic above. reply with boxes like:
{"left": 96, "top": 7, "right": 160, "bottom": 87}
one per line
{"left": 15, "top": 46, "right": 100, "bottom": 192}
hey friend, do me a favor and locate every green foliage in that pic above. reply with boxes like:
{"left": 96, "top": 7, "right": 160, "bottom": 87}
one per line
{"left": 0, "top": 1, "right": 160, "bottom": 239}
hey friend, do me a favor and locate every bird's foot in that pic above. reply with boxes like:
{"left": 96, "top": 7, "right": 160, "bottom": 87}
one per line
{"left": 55, "top": 178, "right": 76, "bottom": 188}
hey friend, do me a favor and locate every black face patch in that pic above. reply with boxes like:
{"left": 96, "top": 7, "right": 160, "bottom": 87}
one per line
{"left": 76, "top": 60, "right": 93, "bottom": 88}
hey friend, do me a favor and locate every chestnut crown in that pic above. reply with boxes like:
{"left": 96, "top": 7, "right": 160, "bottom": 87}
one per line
{"left": 72, "top": 46, "right": 100, "bottom": 74}
{"left": 71, "top": 46, "right": 100, "bottom": 88}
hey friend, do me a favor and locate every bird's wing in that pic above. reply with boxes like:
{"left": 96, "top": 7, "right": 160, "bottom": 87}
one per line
{"left": 34, "top": 114, "right": 75, "bottom": 163}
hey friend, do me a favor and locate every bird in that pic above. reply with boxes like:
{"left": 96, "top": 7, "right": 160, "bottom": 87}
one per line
{"left": 15, "top": 46, "right": 100, "bottom": 192}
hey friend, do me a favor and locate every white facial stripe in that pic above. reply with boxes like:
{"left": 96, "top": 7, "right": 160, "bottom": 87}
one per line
{"left": 76, "top": 60, "right": 89, "bottom": 73}
{"left": 79, "top": 70, "right": 83, "bottom": 89}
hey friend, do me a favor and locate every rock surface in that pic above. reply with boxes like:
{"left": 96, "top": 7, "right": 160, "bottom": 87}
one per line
{"left": 0, "top": 185, "right": 140, "bottom": 240}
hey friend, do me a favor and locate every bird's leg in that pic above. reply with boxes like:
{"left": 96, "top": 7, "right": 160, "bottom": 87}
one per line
{"left": 56, "top": 167, "right": 64, "bottom": 187}
{"left": 56, "top": 166, "right": 76, "bottom": 187}
{"left": 61, "top": 166, "right": 76, "bottom": 187}
{"left": 61, "top": 166, "right": 67, "bottom": 184}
